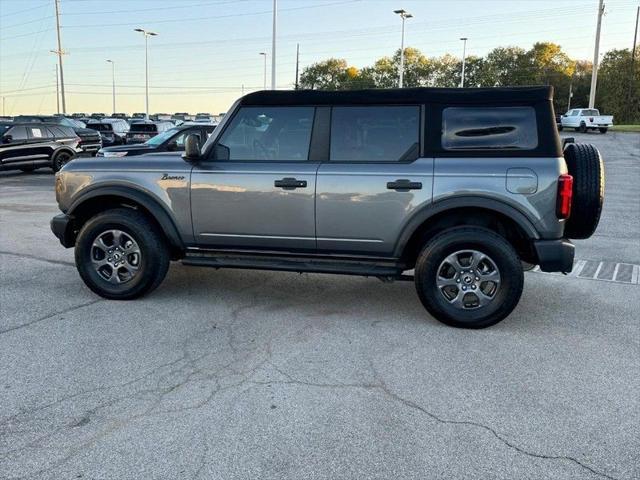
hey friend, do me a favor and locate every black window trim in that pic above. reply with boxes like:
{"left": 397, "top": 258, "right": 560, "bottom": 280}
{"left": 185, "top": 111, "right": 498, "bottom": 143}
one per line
{"left": 427, "top": 100, "right": 561, "bottom": 158}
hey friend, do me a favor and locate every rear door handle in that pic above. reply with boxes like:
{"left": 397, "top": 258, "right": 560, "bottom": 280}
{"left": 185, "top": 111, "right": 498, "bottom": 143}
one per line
{"left": 274, "top": 177, "right": 307, "bottom": 190}
{"left": 386, "top": 179, "right": 422, "bottom": 191}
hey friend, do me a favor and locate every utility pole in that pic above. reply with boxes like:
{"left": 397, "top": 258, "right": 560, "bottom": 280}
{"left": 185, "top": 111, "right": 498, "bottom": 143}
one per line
{"left": 106, "top": 60, "right": 115, "bottom": 114}
{"left": 394, "top": 9, "right": 413, "bottom": 88}
{"left": 53, "top": 0, "right": 67, "bottom": 114}
{"left": 2, "top": 97, "right": 5, "bottom": 117}
{"left": 55, "top": 64, "right": 60, "bottom": 114}
{"left": 271, "top": 0, "right": 277, "bottom": 89}
{"left": 628, "top": 6, "right": 639, "bottom": 110}
{"left": 588, "top": 0, "right": 605, "bottom": 108}
{"left": 295, "top": 43, "right": 300, "bottom": 90}
{"left": 459, "top": 37, "right": 468, "bottom": 88}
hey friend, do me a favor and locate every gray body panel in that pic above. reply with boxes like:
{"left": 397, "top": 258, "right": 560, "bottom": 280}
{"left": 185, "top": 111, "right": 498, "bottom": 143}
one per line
{"left": 316, "top": 159, "right": 434, "bottom": 254}
{"left": 191, "top": 161, "right": 318, "bottom": 250}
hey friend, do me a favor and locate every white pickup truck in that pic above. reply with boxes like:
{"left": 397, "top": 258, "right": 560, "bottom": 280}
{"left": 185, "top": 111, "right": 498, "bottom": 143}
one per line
{"left": 559, "top": 108, "right": 613, "bottom": 134}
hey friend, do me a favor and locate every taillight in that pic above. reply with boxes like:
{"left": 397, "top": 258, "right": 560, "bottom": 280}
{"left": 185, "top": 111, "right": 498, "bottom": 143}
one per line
{"left": 589, "top": 117, "right": 594, "bottom": 122}
{"left": 556, "top": 174, "right": 573, "bottom": 219}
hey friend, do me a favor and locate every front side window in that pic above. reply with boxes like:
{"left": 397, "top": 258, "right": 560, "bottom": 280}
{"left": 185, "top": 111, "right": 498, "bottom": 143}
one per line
{"left": 442, "top": 106, "right": 538, "bottom": 151}
{"left": 330, "top": 106, "right": 420, "bottom": 162}
{"left": 217, "top": 106, "right": 314, "bottom": 161}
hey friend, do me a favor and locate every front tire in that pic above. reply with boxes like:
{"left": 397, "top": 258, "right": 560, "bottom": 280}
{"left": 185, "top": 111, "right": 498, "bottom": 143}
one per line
{"left": 414, "top": 227, "right": 524, "bottom": 329}
{"left": 75, "top": 208, "right": 170, "bottom": 299}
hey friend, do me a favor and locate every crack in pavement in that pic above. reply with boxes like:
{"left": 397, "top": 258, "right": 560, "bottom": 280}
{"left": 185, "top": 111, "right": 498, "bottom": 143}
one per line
{"left": 0, "top": 299, "right": 102, "bottom": 335}
{"left": 247, "top": 363, "right": 620, "bottom": 480}
{"left": 0, "top": 250, "right": 75, "bottom": 268}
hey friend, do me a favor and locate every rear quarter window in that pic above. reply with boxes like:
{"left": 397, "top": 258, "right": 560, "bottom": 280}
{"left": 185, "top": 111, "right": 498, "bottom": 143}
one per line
{"left": 442, "top": 106, "right": 537, "bottom": 151}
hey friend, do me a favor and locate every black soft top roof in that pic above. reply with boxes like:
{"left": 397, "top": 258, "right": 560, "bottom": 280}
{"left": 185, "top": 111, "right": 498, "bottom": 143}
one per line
{"left": 240, "top": 86, "right": 553, "bottom": 106}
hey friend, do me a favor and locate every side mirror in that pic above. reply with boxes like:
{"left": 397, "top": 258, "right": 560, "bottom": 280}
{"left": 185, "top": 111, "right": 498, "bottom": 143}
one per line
{"left": 2, "top": 134, "right": 12, "bottom": 144}
{"left": 213, "top": 144, "right": 230, "bottom": 161}
{"left": 181, "top": 134, "right": 201, "bottom": 161}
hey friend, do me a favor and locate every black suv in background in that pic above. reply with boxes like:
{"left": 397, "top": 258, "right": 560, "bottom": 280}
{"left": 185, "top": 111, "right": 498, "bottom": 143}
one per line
{"left": 0, "top": 122, "right": 79, "bottom": 172}
{"left": 14, "top": 115, "right": 102, "bottom": 156}
{"left": 86, "top": 118, "right": 130, "bottom": 146}
{"left": 97, "top": 123, "right": 216, "bottom": 157}
{"left": 125, "top": 121, "right": 174, "bottom": 144}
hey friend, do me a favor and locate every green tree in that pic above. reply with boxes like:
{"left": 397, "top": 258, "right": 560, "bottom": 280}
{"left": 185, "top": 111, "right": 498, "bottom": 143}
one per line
{"left": 597, "top": 49, "right": 640, "bottom": 123}
{"left": 299, "top": 58, "right": 353, "bottom": 90}
{"left": 483, "top": 46, "right": 531, "bottom": 86}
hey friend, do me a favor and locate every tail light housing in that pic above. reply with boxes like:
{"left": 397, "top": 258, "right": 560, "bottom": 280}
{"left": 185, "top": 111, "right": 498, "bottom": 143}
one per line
{"left": 556, "top": 174, "right": 573, "bottom": 219}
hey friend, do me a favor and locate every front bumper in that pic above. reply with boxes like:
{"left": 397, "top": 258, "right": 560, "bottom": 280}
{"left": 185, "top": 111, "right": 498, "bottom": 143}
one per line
{"left": 533, "top": 239, "right": 575, "bottom": 273}
{"left": 50, "top": 214, "right": 75, "bottom": 248}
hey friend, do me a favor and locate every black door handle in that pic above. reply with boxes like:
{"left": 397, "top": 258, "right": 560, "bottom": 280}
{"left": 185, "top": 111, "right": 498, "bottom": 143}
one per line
{"left": 386, "top": 179, "right": 422, "bottom": 191}
{"left": 275, "top": 177, "right": 307, "bottom": 190}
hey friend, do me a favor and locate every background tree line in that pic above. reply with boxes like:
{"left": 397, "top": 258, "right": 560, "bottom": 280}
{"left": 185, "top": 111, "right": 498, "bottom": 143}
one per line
{"left": 299, "top": 42, "right": 640, "bottom": 123}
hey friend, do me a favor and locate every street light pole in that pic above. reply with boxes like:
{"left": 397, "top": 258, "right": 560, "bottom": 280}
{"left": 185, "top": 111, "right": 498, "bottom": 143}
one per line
{"left": 459, "top": 37, "right": 468, "bottom": 88}
{"left": 134, "top": 28, "right": 158, "bottom": 119}
{"left": 106, "top": 60, "right": 115, "bottom": 114}
{"left": 259, "top": 52, "right": 267, "bottom": 90}
{"left": 271, "top": 0, "right": 277, "bottom": 89}
{"left": 394, "top": 9, "right": 413, "bottom": 88}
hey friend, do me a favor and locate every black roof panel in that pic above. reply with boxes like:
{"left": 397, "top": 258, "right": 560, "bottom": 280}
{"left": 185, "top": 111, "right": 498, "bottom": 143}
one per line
{"left": 240, "top": 86, "right": 553, "bottom": 106}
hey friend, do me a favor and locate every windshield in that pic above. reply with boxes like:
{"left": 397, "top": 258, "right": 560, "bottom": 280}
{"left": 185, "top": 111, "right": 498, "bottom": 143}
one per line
{"left": 145, "top": 127, "right": 180, "bottom": 146}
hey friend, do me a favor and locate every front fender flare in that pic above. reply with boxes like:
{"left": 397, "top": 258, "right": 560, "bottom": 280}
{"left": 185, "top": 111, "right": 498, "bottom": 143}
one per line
{"left": 67, "top": 185, "right": 185, "bottom": 251}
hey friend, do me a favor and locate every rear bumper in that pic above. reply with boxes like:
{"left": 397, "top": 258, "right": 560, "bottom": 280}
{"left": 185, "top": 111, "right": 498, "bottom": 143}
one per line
{"left": 50, "top": 214, "right": 75, "bottom": 248}
{"left": 534, "top": 239, "right": 575, "bottom": 273}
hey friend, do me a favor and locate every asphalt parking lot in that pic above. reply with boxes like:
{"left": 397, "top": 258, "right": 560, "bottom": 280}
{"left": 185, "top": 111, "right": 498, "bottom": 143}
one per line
{"left": 1, "top": 131, "right": 639, "bottom": 479}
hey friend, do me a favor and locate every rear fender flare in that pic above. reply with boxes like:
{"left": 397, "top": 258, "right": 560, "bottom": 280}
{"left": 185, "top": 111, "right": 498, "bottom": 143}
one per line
{"left": 393, "top": 197, "right": 540, "bottom": 257}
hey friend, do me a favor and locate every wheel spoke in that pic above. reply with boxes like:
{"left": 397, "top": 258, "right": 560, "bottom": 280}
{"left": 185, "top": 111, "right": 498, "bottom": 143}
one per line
{"left": 470, "top": 251, "right": 488, "bottom": 270}
{"left": 90, "top": 229, "right": 142, "bottom": 286}
{"left": 479, "top": 270, "right": 500, "bottom": 283}
{"left": 92, "top": 236, "right": 110, "bottom": 252}
{"left": 111, "top": 230, "right": 123, "bottom": 248}
{"left": 436, "top": 276, "right": 457, "bottom": 289}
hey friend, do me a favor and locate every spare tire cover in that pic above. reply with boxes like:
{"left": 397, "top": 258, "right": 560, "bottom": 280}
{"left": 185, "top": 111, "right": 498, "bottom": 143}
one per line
{"left": 563, "top": 143, "right": 605, "bottom": 239}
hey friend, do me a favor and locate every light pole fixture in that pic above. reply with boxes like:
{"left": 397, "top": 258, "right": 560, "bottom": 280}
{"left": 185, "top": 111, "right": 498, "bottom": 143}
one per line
{"left": 259, "top": 52, "right": 267, "bottom": 90}
{"left": 134, "top": 28, "right": 158, "bottom": 119}
{"left": 459, "top": 37, "right": 468, "bottom": 88}
{"left": 106, "top": 60, "right": 115, "bottom": 114}
{"left": 394, "top": 9, "right": 413, "bottom": 88}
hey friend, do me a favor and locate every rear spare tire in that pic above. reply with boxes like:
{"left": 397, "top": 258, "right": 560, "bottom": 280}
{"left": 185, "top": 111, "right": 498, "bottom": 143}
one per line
{"left": 563, "top": 143, "right": 604, "bottom": 239}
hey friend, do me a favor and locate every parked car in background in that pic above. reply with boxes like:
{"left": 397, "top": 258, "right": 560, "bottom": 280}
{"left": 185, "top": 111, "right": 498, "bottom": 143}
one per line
{"left": 71, "top": 113, "right": 86, "bottom": 119}
{"left": 86, "top": 118, "right": 130, "bottom": 146}
{"left": 13, "top": 115, "right": 101, "bottom": 156}
{"left": 125, "top": 120, "right": 173, "bottom": 144}
{"left": 112, "top": 113, "right": 128, "bottom": 120}
{"left": 132, "top": 113, "right": 146, "bottom": 119}
{"left": 97, "top": 123, "right": 216, "bottom": 157}
{"left": 0, "top": 116, "right": 12, "bottom": 122}
{"left": 90, "top": 113, "right": 106, "bottom": 119}
{"left": 1, "top": 122, "right": 79, "bottom": 172}
{"left": 194, "top": 114, "right": 214, "bottom": 123}
{"left": 559, "top": 108, "right": 613, "bottom": 133}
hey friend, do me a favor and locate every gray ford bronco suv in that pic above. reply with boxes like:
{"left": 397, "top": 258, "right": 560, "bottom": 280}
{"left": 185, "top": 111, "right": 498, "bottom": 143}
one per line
{"left": 51, "top": 87, "right": 604, "bottom": 328}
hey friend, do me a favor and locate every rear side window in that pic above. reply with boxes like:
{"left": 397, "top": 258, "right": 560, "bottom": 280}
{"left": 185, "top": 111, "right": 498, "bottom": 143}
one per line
{"left": 7, "top": 126, "right": 28, "bottom": 140}
{"left": 28, "top": 126, "right": 46, "bottom": 139}
{"left": 330, "top": 106, "right": 419, "bottom": 162}
{"left": 442, "top": 107, "right": 537, "bottom": 151}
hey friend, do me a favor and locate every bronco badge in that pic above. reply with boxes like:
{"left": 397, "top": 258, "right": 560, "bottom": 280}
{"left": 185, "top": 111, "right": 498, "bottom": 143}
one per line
{"left": 160, "top": 173, "right": 185, "bottom": 181}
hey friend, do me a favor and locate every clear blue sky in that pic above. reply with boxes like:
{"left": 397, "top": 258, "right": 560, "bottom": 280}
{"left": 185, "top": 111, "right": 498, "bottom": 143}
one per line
{"left": 0, "top": 0, "right": 638, "bottom": 115}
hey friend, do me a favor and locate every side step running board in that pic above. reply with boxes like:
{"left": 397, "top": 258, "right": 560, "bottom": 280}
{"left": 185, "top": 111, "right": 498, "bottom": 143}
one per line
{"left": 182, "top": 250, "right": 406, "bottom": 278}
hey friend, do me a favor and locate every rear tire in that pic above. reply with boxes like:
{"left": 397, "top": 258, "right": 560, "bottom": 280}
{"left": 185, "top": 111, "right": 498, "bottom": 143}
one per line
{"left": 75, "top": 208, "right": 170, "bottom": 300}
{"left": 414, "top": 226, "right": 524, "bottom": 329}
{"left": 599, "top": 127, "right": 608, "bottom": 134}
{"left": 579, "top": 123, "right": 587, "bottom": 133}
{"left": 51, "top": 150, "right": 73, "bottom": 173}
